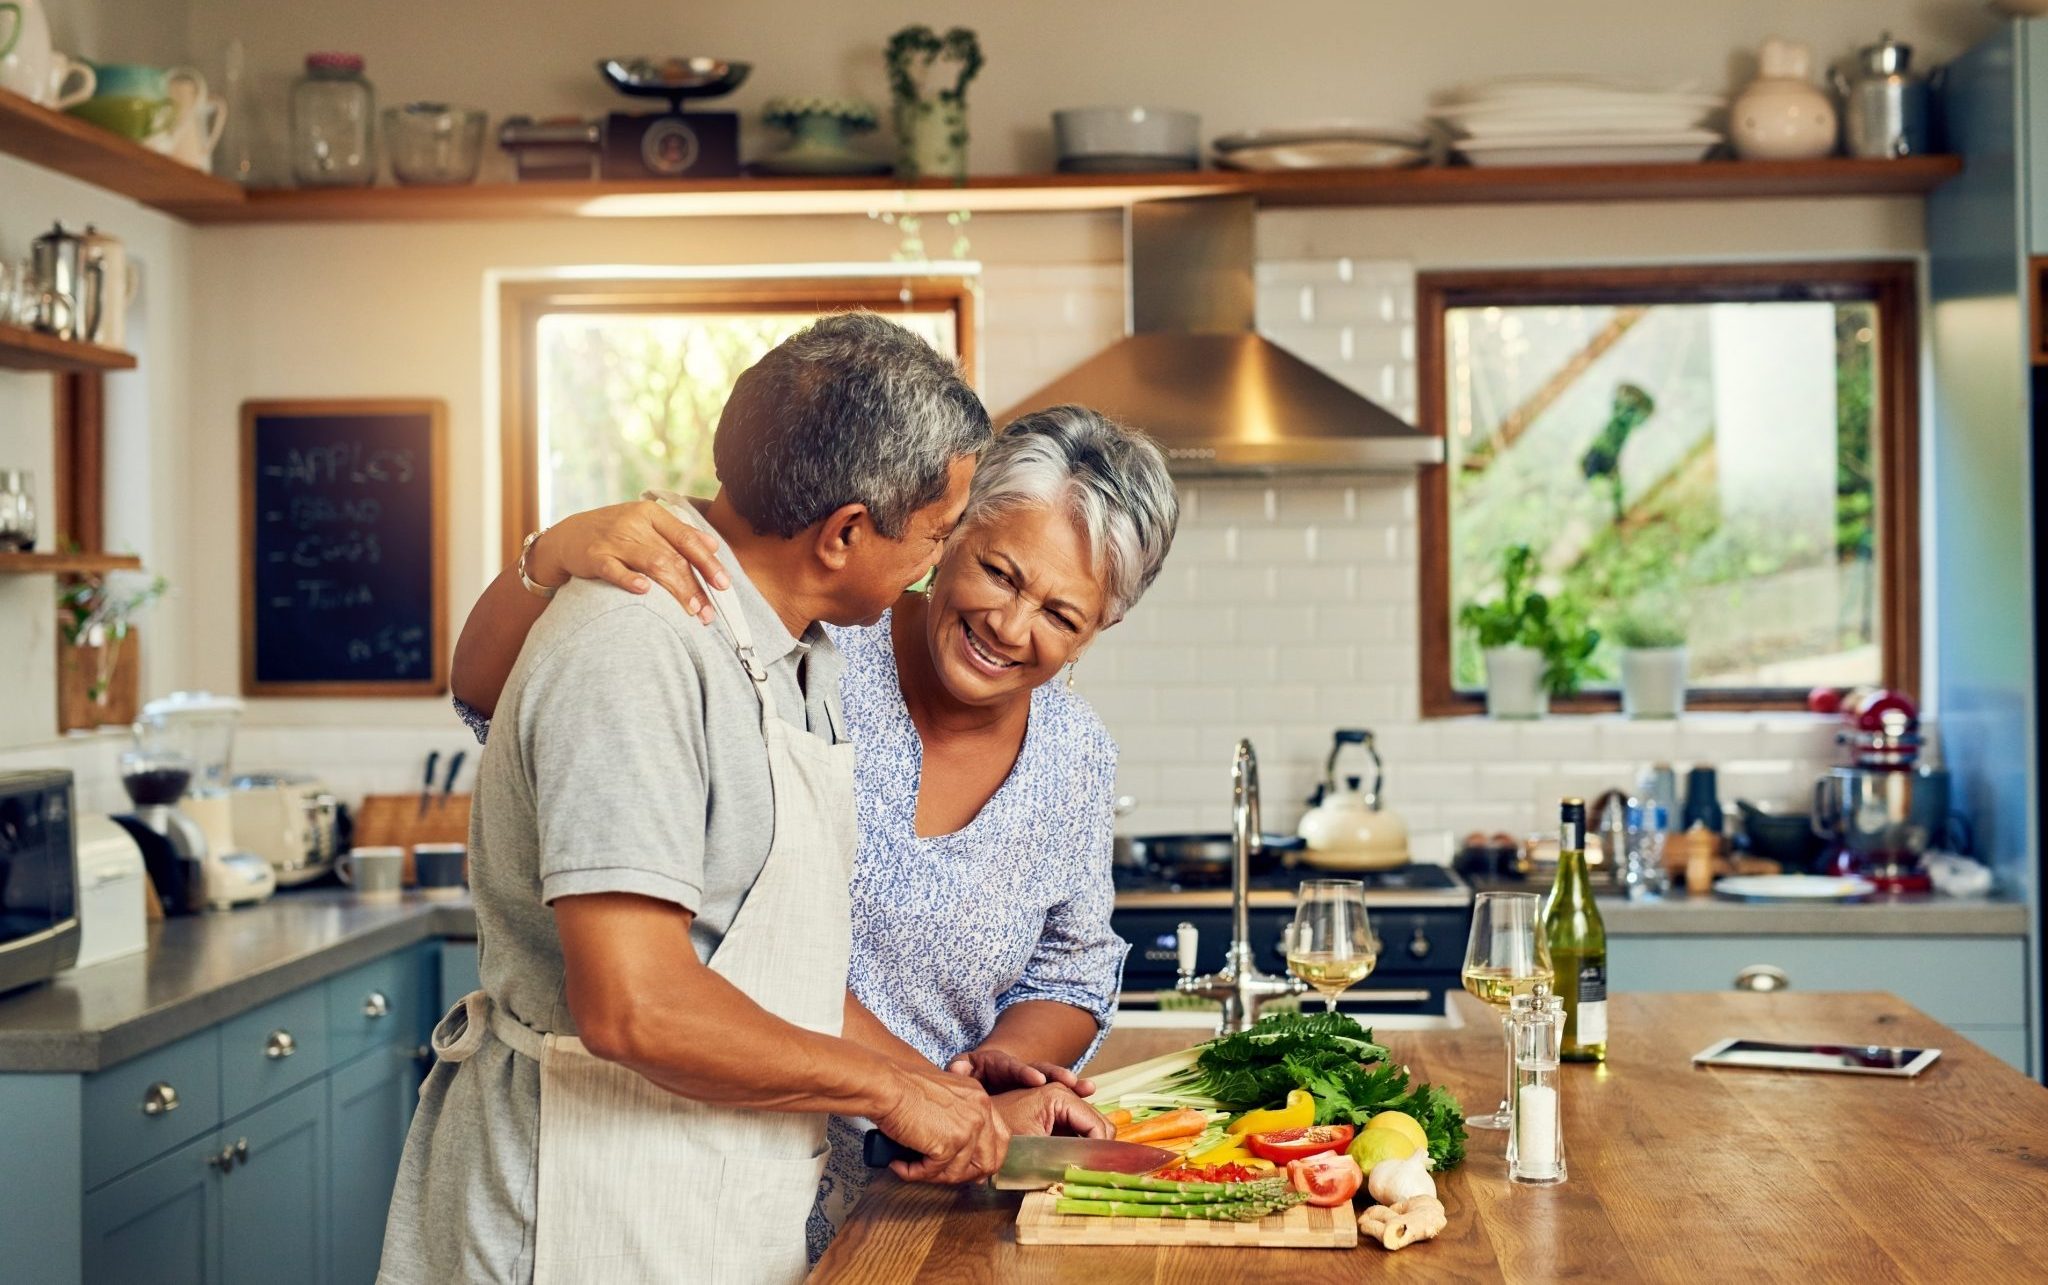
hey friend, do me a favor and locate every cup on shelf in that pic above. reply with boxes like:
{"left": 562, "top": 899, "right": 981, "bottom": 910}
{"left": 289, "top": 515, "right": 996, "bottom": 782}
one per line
{"left": 68, "top": 62, "right": 173, "bottom": 141}
{"left": 337, "top": 845, "right": 404, "bottom": 902}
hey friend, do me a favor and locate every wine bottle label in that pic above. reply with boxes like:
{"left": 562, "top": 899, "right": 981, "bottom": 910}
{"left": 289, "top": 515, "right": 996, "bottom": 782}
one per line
{"left": 1575, "top": 960, "right": 1608, "bottom": 1045}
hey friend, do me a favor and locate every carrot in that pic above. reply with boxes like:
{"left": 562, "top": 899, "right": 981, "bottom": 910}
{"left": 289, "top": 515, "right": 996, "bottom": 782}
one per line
{"left": 1104, "top": 1109, "right": 1134, "bottom": 1128}
{"left": 1114, "top": 1109, "right": 1209, "bottom": 1144}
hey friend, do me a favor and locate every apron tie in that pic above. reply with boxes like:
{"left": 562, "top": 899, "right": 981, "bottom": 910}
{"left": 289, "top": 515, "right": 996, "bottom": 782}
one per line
{"left": 428, "top": 989, "right": 547, "bottom": 1064}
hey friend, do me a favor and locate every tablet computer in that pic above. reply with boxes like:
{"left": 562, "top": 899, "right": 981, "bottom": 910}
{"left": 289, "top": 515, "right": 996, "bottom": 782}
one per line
{"left": 1691, "top": 1038, "right": 1941, "bottom": 1077}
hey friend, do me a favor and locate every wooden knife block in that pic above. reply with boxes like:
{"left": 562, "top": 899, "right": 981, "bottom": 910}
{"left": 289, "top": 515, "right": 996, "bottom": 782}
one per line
{"left": 352, "top": 793, "right": 472, "bottom": 884}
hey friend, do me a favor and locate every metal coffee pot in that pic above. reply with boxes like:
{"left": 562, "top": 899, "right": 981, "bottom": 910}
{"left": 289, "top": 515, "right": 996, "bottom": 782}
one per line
{"left": 27, "top": 220, "right": 83, "bottom": 338}
{"left": 1830, "top": 32, "right": 1934, "bottom": 159}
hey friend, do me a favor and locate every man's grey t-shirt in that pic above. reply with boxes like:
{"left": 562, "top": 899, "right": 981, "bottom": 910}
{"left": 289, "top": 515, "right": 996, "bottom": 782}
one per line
{"left": 379, "top": 563, "right": 845, "bottom": 1284}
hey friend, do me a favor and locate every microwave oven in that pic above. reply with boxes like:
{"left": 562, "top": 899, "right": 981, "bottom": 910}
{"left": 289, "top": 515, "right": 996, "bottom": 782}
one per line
{"left": 0, "top": 770, "right": 82, "bottom": 994}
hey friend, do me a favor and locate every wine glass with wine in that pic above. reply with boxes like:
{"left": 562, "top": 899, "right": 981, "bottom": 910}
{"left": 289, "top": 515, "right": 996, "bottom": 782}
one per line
{"left": 1460, "top": 891, "right": 1554, "bottom": 1130}
{"left": 1286, "top": 879, "right": 1380, "bottom": 1015}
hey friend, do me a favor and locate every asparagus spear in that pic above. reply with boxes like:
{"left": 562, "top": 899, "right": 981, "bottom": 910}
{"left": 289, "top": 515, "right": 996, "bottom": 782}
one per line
{"left": 1054, "top": 1196, "right": 1301, "bottom": 1221}
{"left": 1060, "top": 1184, "right": 1277, "bottom": 1205}
{"left": 1060, "top": 1166, "right": 1261, "bottom": 1195}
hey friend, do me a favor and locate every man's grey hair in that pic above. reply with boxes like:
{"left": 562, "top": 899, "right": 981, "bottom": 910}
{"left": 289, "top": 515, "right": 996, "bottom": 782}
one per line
{"left": 714, "top": 311, "right": 991, "bottom": 538}
{"left": 961, "top": 406, "right": 1180, "bottom": 624}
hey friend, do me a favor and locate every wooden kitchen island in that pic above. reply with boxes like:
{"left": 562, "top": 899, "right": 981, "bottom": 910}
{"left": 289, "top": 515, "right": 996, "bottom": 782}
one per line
{"left": 813, "top": 992, "right": 2048, "bottom": 1282}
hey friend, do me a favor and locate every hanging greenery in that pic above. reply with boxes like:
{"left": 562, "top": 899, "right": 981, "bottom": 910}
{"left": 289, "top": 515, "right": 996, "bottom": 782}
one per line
{"left": 885, "top": 25, "right": 983, "bottom": 181}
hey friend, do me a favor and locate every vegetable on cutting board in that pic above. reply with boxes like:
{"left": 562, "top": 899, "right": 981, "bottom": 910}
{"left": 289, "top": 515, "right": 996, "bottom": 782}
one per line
{"left": 1226, "top": 1088, "right": 1314, "bottom": 1137}
{"left": 1244, "top": 1124, "right": 1355, "bottom": 1163}
{"left": 1113, "top": 1108, "right": 1210, "bottom": 1144}
{"left": 1052, "top": 1164, "right": 1305, "bottom": 1223}
{"left": 1285, "top": 1152, "right": 1363, "bottom": 1208}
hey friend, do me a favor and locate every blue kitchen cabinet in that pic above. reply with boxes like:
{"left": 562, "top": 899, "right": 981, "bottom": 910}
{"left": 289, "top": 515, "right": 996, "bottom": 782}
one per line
{"left": 328, "top": 1047, "right": 417, "bottom": 1285}
{"left": 83, "top": 1129, "right": 224, "bottom": 1285}
{"left": 219, "top": 1077, "right": 330, "bottom": 1285}
{"left": 5, "top": 939, "right": 441, "bottom": 1285}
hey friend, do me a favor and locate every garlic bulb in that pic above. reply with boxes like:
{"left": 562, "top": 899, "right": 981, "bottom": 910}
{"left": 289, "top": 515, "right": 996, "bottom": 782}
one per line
{"left": 1367, "top": 1147, "right": 1437, "bottom": 1205}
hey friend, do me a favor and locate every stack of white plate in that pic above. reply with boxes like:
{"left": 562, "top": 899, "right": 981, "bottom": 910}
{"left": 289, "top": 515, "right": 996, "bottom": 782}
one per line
{"left": 1433, "top": 75, "right": 1725, "bottom": 167}
{"left": 1212, "top": 121, "right": 1432, "bottom": 171}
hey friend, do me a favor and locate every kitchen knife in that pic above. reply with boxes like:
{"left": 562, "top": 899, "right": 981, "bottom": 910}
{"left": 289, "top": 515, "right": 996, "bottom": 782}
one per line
{"left": 417, "top": 751, "right": 439, "bottom": 819}
{"left": 861, "top": 1130, "right": 1176, "bottom": 1190}
{"left": 441, "top": 749, "right": 466, "bottom": 806}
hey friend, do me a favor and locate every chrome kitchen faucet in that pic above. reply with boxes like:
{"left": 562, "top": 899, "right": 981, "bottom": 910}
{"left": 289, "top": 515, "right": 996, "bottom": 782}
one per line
{"left": 1173, "top": 739, "right": 1307, "bottom": 1033}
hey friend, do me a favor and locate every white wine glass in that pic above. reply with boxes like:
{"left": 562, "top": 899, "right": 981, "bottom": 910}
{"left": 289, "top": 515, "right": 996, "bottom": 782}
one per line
{"left": 1286, "top": 879, "right": 1380, "bottom": 1015}
{"left": 1460, "top": 891, "right": 1554, "bottom": 1130}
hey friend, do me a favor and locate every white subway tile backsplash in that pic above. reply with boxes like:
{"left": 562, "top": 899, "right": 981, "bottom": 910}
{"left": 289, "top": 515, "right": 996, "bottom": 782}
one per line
{"left": 1193, "top": 484, "right": 1279, "bottom": 525}
{"left": 1191, "top": 565, "right": 1278, "bottom": 601}
{"left": 1235, "top": 527, "right": 1316, "bottom": 564}
{"left": 1275, "top": 486, "right": 1360, "bottom": 525}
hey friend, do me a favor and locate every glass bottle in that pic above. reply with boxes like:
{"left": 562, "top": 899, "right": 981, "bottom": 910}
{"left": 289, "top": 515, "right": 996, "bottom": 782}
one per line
{"left": 1507, "top": 986, "right": 1566, "bottom": 1184}
{"left": 1543, "top": 797, "right": 1609, "bottom": 1061}
{"left": 291, "top": 52, "right": 376, "bottom": 187}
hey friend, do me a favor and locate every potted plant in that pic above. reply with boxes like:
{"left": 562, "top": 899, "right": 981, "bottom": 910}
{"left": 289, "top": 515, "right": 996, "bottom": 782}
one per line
{"left": 1458, "top": 545, "right": 1601, "bottom": 719}
{"left": 885, "top": 24, "right": 982, "bottom": 180}
{"left": 57, "top": 568, "right": 167, "bottom": 730}
{"left": 1610, "top": 600, "right": 1689, "bottom": 719}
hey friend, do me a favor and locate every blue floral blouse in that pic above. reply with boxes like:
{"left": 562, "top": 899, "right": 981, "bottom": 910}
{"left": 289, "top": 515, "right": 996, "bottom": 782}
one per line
{"left": 456, "top": 608, "right": 1127, "bottom": 1262}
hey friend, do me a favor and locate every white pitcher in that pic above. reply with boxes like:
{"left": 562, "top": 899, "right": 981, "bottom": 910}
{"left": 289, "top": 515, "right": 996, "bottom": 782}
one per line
{"left": 0, "top": 0, "right": 94, "bottom": 108}
{"left": 148, "top": 67, "right": 226, "bottom": 170}
{"left": 78, "top": 225, "right": 139, "bottom": 351}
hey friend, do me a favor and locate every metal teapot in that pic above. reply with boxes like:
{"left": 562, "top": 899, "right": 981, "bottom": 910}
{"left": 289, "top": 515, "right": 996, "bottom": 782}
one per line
{"left": 1297, "top": 729, "right": 1410, "bottom": 871}
{"left": 1830, "top": 32, "right": 1934, "bottom": 159}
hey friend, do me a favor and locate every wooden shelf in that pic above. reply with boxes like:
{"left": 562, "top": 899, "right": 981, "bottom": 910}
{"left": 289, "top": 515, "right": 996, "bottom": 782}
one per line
{"left": 172, "top": 155, "right": 1965, "bottom": 224}
{"left": 0, "top": 550, "right": 142, "bottom": 575}
{"left": 0, "top": 88, "right": 242, "bottom": 213}
{"left": 0, "top": 323, "right": 136, "bottom": 373}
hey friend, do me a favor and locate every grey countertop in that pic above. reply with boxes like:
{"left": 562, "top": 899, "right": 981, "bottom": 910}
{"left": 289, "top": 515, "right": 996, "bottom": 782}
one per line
{"left": 0, "top": 890, "right": 479, "bottom": 1074}
{"left": 1463, "top": 878, "right": 2030, "bottom": 936}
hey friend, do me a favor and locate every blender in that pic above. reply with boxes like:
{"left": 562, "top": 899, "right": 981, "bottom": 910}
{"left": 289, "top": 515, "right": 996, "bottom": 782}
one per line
{"left": 135, "top": 693, "right": 276, "bottom": 909}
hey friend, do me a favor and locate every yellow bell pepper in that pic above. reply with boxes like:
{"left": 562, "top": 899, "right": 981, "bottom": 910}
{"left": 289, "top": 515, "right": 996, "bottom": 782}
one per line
{"left": 1186, "top": 1138, "right": 1255, "bottom": 1165}
{"left": 1224, "top": 1088, "right": 1315, "bottom": 1138}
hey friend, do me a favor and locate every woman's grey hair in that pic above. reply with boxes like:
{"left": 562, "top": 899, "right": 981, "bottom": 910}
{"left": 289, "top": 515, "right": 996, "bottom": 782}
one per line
{"left": 714, "top": 311, "right": 991, "bottom": 538}
{"left": 961, "top": 406, "right": 1180, "bottom": 624}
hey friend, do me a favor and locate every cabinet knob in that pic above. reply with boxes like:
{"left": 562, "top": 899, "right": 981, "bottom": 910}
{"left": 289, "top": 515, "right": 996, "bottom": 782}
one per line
{"left": 233, "top": 1136, "right": 249, "bottom": 1165}
{"left": 265, "top": 1029, "right": 297, "bottom": 1060}
{"left": 1407, "top": 927, "right": 1432, "bottom": 959}
{"left": 1734, "top": 965, "right": 1790, "bottom": 993}
{"left": 142, "top": 1082, "right": 179, "bottom": 1116}
{"left": 208, "top": 1138, "right": 248, "bottom": 1173}
{"left": 362, "top": 991, "right": 391, "bottom": 1019}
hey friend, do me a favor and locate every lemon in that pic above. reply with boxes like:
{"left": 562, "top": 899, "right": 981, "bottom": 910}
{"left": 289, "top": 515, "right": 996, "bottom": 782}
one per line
{"left": 1347, "top": 1128, "right": 1415, "bottom": 1171}
{"left": 1364, "top": 1111, "right": 1429, "bottom": 1154}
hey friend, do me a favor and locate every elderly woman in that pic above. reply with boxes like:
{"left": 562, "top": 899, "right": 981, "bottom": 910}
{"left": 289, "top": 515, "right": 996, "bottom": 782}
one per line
{"left": 450, "top": 405, "right": 1180, "bottom": 1257}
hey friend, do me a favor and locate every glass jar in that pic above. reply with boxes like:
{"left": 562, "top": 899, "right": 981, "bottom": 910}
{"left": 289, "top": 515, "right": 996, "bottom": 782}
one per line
{"left": 290, "top": 52, "right": 376, "bottom": 187}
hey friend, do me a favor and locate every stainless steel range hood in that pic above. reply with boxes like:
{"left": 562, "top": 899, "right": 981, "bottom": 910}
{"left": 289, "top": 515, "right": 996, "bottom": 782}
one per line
{"left": 998, "top": 197, "right": 1442, "bottom": 475}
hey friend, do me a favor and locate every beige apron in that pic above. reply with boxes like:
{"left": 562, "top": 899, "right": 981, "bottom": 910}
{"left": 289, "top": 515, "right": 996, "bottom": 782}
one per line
{"left": 433, "top": 496, "right": 857, "bottom": 1285}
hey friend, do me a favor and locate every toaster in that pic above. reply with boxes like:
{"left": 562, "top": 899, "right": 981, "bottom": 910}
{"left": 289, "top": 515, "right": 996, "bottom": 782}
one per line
{"left": 231, "top": 774, "right": 342, "bottom": 885}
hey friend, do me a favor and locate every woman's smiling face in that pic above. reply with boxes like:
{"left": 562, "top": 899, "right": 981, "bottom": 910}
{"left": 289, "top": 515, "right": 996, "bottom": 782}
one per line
{"left": 922, "top": 502, "right": 1110, "bottom": 705}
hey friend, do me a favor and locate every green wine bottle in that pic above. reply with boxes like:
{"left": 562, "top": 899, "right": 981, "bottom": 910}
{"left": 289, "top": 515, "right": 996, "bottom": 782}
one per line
{"left": 1544, "top": 797, "right": 1608, "bottom": 1062}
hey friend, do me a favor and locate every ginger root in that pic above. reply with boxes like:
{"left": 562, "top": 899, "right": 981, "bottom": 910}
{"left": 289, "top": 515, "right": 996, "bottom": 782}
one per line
{"left": 1358, "top": 1195, "right": 1448, "bottom": 1251}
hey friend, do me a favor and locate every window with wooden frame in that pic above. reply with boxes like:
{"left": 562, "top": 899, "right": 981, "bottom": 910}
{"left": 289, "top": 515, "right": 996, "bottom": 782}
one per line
{"left": 1417, "top": 262, "right": 1920, "bottom": 716}
{"left": 498, "top": 276, "right": 976, "bottom": 563}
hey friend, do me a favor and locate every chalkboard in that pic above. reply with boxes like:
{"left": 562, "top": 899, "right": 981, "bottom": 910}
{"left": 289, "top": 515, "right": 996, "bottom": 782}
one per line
{"left": 240, "top": 399, "right": 447, "bottom": 696}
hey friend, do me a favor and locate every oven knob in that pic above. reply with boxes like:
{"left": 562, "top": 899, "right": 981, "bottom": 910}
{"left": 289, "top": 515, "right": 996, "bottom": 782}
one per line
{"left": 1407, "top": 927, "right": 1431, "bottom": 960}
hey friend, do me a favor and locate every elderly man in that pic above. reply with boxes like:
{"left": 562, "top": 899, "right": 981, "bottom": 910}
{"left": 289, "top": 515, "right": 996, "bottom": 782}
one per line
{"left": 379, "top": 314, "right": 1009, "bottom": 1285}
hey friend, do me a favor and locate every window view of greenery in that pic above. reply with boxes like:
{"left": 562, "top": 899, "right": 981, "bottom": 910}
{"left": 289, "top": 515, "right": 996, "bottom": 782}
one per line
{"left": 1445, "top": 298, "right": 1881, "bottom": 691}
{"left": 536, "top": 308, "right": 958, "bottom": 526}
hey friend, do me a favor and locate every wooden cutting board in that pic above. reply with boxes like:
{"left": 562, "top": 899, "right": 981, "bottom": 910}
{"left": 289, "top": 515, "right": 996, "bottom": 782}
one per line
{"left": 1014, "top": 1191, "right": 1357, "bottom": 1248}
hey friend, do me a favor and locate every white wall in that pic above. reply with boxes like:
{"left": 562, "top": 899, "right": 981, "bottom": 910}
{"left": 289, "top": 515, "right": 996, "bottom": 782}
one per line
{"left": 174, "top": 0, "right": 1998, "bottom": 180}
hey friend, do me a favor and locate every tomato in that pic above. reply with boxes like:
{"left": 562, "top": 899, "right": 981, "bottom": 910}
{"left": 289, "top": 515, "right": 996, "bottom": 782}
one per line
{"left": 1285, "top": 1153, "right": 1363, "bottom": 1208}
{"left": 1153, "top": 1163, "right": 1265, "bottom": 1184}
{"left": 1244, "top": 1124, "right": 1355, "bottom": 1162}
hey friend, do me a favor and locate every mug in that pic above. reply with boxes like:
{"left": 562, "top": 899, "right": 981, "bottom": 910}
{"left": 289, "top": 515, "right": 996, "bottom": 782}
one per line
{"left": 43, "top": 53, "right": 94, "bottom": 109}
{"left": 413, "top": 842, "right": 467, "bottom": 900}
{"left": 337, "top": 845, "right": 405, "bottom": 902}
{"left": 69, "top": 93, "right": 171, "bottom": 140}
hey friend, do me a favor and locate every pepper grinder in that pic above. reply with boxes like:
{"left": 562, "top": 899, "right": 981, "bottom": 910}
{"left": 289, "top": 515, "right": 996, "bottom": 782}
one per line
{"left": 1507, "top": 985, "right": 1567, "bottom": 1185}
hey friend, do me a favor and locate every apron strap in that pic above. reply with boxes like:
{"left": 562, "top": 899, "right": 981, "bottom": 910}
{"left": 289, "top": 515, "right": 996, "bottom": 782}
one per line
{"left": 641, "top": 489, "right": 782, "bottom": 727}
{"left": 428, "top": 988, "right": 552, "bottom": 1063}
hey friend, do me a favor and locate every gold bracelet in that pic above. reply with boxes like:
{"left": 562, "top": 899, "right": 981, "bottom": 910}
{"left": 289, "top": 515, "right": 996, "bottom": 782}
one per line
{"left": 518, "top": 528, "right": 559, "bottom": 600}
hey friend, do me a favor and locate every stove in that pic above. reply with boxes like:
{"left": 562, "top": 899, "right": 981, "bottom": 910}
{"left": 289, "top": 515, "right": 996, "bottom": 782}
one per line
{"left": 1112, "top": 862, "right": 1474, "bottom": 1015}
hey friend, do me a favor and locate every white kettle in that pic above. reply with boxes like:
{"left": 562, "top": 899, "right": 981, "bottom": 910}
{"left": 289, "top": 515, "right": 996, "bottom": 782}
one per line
{"left": 1297, "top": 729, "right": 1411, "bottom": 871}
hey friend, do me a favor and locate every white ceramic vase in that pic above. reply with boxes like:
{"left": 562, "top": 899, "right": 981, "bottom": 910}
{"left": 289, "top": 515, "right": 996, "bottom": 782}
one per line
{"left": 897, "top": 100, "right": 966, "bottom": 180}
{"left": 1482, "top": 644, "right": 1549, "bottom": 720}
{"left": 1620, "top": 646, "right": 1689, "bottom": 719}
{"left": 1730, "top": 38, "right": 1838, "bottom": 160}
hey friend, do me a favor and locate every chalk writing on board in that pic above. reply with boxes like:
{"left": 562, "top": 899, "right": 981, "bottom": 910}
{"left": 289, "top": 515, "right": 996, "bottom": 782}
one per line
{"left": 245, "top": 403, "right": 441, "bottom": 692}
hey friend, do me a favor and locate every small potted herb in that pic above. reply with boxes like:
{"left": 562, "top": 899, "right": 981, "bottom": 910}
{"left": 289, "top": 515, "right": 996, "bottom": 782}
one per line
{"left": 885, "top": 24, "right": 982, "bottom": 180}
{"left": 57, "top": 569, "right": 168, "bottom": 728}
{"left": 1458, "top": 545, "right": 1601, "bottom": 719}
{"left": 1610, "top": 599, "right": 1689, "bottom": 719}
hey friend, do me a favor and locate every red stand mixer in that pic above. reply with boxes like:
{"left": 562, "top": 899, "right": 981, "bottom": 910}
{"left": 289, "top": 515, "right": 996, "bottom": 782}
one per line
{"left": 1810, "top": 689, "right": 1960, "bottom": 894}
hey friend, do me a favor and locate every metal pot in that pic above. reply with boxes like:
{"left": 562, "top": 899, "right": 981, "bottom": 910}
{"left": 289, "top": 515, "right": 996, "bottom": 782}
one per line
{"left": 1829, "top": 32, "right": 1933, "bottom": 159}
{"left": 1125, "top": 832, "right": 1302, "bottom": 882}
